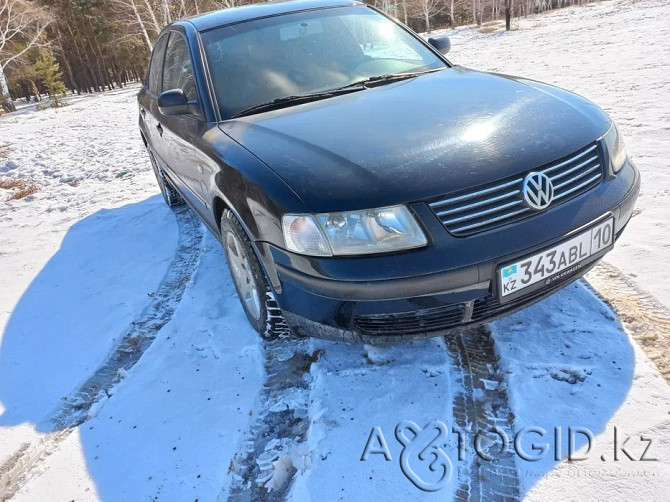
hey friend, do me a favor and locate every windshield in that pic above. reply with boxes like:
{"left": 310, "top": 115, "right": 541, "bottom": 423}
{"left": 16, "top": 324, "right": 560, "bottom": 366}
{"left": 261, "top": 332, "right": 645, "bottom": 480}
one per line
{"left": 201, "top": 6, "right": 447, "bottom": 119}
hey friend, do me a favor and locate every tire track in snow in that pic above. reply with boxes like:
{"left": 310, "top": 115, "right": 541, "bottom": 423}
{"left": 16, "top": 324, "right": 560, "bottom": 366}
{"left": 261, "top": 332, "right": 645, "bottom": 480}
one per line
{"left": 446, "top": 326, "right": 520, "bottom": 502}
{"left": 0, "top": 206, "right": 203, "bottom": 501}
{"left": 227, "top": 337, "right": 320, "bottom": 502}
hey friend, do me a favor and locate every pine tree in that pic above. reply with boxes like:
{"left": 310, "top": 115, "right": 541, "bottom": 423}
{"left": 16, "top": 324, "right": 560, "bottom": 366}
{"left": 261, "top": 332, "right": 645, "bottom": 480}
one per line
{"left": 32, "top": 52, "right": 67, "bottom": 108}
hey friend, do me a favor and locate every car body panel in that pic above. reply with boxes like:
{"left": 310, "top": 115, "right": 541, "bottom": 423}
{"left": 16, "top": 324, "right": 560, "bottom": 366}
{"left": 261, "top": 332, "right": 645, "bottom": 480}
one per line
{"left": 194, "top": 125, "right": 311, "bottom": 239}
{"left": 220, "top": 67, "right": 611, "bottom": 213}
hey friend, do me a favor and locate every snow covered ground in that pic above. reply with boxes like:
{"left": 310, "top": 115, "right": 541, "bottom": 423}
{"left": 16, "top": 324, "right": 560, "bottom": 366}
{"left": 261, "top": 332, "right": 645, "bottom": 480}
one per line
{"left": 0, "top": 0, "right": 669, "bottom": 500}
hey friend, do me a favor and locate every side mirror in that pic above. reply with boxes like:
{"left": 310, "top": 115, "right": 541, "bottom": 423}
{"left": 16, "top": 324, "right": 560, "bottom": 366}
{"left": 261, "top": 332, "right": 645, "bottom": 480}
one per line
{"left": 428, "top": 35, "right": 451, "bottom": 55}
{"left": 158, "top": 89, "right": 191, "bottom": 115}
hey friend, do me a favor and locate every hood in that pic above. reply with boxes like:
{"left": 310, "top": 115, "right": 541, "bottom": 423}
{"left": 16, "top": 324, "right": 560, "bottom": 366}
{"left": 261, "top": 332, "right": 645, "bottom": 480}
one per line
{"left": 220, "top": 67, "right": 611, "bottom": 213}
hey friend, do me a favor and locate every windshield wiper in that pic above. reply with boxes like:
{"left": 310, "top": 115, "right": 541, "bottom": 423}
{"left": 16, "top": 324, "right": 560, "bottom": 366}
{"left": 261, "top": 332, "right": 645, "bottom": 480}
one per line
{"left": 231, "top": 85, "right": 365, "bottom": 119}
{"left": 230, "top": 67, "right": 445, "bottom": 119}
{"left": 350, "top": 67, "right": 445, "bottom": 88}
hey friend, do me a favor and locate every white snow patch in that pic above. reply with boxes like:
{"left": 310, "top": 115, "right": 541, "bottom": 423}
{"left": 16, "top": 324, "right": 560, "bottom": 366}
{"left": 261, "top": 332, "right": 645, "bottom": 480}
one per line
{"left": 490, "top": 281, "right": 670, "bottom": 499}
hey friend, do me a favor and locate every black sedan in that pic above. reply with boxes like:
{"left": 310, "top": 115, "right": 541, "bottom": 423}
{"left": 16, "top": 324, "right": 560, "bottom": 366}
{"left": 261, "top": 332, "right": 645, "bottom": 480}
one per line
{"left": 138, "top": 0, "right": 640, "bottom": 342}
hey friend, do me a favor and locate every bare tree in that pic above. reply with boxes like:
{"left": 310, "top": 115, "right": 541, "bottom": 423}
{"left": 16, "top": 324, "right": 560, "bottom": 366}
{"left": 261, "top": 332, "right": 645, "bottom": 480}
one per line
{"left": 505, "top": 0, "right": 513, "bottom": 30}
{"left": 143, "top": 0, "right": 162, "bottom": 34}
{"left": 219, "top": 0, "right": 243, "bottom": 8}
{"left": 110, "top": 0, "right": 155, "bottom": 51}
{"left": 159, "top": 0, "right": 171, "bottom": 26}
{"left": 447, "top": 0, "right": 464, "bottom": 28}
{"left": 408, "top": 0, "right": 444, "bottom": 32}
{"left": 0, "top": 0, "right": 50, "bottom": 111}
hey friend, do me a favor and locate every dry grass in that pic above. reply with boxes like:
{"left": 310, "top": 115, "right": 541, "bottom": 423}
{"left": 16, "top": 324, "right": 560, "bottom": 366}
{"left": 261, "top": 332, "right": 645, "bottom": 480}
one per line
{"left": 9, "top": 185, "right": 39, "bottom": 200}
{"left": 587, "top": 262, "right": 670, "bottom": 384}
{"left": 0, "top": 178, "right": 24, "bottom": 190}
{"left": 478, "top": 26, "right": 500, "bottom": 34}
{"left": 0, "top": 144, "right": 13, "bottom": 158}
{"left": 0, "top": 178, "right": 39, "bottom": 200}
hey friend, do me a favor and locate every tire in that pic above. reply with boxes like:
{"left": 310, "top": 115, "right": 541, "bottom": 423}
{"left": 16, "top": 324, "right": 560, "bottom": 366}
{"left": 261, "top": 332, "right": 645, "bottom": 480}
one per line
{"left": 147, "top": 146, "right": 183, "bottom": 207}
{"left": 220, "top": 209, "right": 291, "bottom": 340}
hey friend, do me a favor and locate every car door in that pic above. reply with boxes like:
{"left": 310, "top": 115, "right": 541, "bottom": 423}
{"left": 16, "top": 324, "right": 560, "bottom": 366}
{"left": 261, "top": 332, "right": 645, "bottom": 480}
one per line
{"left": 155, "top": 31, "right": 206, "bottom": 211}
{"left": 140, "top": 34, "right": 168, "bottom": 159}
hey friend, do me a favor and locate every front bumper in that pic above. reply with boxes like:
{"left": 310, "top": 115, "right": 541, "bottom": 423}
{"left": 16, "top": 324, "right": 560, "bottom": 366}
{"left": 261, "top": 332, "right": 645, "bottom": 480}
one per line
{"left": 260, "top": 160, "right": 640, "bottom": 343}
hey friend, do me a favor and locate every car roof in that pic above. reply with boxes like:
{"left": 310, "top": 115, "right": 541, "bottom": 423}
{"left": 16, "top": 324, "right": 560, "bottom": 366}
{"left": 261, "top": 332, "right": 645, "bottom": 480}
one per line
{"left": 183, "top": 0, "right": 364, "bottom": 32}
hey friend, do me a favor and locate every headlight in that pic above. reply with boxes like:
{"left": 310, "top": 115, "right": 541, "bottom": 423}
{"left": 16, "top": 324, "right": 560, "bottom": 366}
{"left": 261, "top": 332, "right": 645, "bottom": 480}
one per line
{"left": 603, "top": 122, "right": 627, "bottom": 174}
{"left": 282, "top": 205, "right": 427, "bottom": 256}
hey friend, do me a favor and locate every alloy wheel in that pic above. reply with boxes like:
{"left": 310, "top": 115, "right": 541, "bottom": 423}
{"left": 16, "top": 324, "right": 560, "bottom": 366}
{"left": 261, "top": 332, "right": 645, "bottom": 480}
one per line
{"left": 226, "top": 231, "right": 261, "bottom": 320}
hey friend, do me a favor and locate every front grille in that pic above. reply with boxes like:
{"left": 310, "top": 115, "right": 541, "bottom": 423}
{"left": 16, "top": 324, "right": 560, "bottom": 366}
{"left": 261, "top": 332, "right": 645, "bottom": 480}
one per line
{"left": 354, "top": 261, "right": 597, "bottom": 337}
{"left": 472, "top": 287, "right": 552, "bottom": 322}
{"left": 428, "top": 143, "right": 604, "bottom": 236}
{"left": 354, "top": 303, "right": 466, "bottom": 336}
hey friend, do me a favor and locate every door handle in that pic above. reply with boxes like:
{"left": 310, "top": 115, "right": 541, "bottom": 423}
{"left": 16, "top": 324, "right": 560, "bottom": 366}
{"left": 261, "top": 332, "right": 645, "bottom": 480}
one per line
{"left": 156, "top": 123, "right": 163, "bottom": 136}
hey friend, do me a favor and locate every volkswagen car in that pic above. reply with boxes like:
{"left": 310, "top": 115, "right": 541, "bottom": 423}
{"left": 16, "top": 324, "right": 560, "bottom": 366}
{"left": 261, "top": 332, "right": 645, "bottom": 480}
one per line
{"left": 138, "top": 0, "right": 640, "bottom": 342}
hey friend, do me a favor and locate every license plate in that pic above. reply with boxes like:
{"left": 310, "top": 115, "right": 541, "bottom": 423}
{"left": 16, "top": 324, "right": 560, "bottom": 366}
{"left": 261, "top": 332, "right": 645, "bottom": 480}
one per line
{"left": 498, "top": 216, "right": 614, "bottom": 300}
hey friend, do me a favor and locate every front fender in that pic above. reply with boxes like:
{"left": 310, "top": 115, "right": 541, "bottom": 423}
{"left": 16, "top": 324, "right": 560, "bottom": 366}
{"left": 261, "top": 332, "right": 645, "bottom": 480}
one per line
{"left": 198, "top": 125, "right": 309, "bottom": 246}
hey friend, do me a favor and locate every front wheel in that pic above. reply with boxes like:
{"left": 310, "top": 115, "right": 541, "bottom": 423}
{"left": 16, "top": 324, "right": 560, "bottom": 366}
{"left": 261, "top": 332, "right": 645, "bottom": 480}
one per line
{"left": 220, "top": 209, "right": 291, "bottom": 340}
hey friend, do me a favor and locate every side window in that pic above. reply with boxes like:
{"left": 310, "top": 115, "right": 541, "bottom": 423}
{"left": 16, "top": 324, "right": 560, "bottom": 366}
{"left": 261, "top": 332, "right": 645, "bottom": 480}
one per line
{"left": 148, "top": 35, "right": 169, "bottom": 95}
{"left": 162, "top": 33, "right": 197, "bottom": 101}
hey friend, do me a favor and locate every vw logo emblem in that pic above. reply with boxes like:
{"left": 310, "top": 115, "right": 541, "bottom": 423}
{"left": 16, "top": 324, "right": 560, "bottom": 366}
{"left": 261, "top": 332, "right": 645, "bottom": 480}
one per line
{"left": 522, "top": 172, "right": 554, "bottom": 210}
